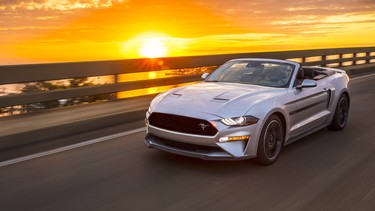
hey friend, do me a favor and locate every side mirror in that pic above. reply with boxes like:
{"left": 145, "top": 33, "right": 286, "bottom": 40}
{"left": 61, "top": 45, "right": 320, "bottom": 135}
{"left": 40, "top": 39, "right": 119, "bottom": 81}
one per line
{"left": 296, "top": 79, "right": 317, "bottom": 89}
{"left": 201, "top": 73, "right": 210, "bottom": 79}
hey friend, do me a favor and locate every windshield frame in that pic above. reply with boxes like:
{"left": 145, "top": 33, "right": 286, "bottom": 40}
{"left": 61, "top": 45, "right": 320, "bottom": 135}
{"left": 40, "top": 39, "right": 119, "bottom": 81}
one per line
{"left": 205, "top": 59, "right": 297, "bottom": 88}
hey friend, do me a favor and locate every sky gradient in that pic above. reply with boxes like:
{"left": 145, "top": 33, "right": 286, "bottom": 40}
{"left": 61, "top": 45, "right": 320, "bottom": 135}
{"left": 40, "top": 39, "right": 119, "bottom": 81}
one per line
{"left": 1, "top": 0, "right": 375, "bottom": 64}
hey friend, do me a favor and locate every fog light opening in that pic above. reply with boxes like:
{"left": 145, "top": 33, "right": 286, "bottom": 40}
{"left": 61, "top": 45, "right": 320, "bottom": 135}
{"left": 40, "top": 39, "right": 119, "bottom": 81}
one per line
{"left": 219, "top": 135, "right": 250, "bottom": 143}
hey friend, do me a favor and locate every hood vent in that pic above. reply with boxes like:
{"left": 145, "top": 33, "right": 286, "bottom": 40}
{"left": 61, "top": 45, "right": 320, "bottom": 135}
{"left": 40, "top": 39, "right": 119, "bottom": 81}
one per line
{"left": 212, "top": 97, "right": 229, "bottom": 101}
{"left": 171, "top": 93, "right": 182, "bottom": 97}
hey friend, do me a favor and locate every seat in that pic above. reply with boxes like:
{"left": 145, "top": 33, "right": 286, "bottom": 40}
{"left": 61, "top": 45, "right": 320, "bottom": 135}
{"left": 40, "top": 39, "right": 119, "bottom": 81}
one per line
{"left": 295, "top": 68, "right": 305, "bottom": 86}
{"left": 247, "top": 65, "right": 265, "bottom": 83}
{"left": 303, "top": 68, "right": 315, "bottom": 79}
{"left": 253, "top": 66, "right": 264, "bottom": 77}
{"left": 266, "top": 68, "right": 285, "bottom": 82}
{"left": 296, "top": 68, "right": 304, "bottom": 80}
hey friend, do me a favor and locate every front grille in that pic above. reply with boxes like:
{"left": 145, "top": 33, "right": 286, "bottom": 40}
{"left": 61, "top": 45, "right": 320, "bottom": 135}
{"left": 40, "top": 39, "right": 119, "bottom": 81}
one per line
{"left": 151, "top": 135, "right": 222, "bottom": 153}
{"left": 148, "top": 112, "right": 218, "bottom": 136}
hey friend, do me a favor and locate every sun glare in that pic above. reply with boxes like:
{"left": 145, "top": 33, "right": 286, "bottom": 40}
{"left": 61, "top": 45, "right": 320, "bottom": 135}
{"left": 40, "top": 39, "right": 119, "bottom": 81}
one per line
{"left": 121, "top": 33, "right": 171, "bottom": 59}
{"left": 139, "top": 37, "right": 168, "bottom": 58}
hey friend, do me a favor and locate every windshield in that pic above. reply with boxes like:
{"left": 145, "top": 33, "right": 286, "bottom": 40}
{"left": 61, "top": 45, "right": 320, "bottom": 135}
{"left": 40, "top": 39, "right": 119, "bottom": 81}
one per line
{"left": 206, "top": 60, "right": 295, "bottom": 88}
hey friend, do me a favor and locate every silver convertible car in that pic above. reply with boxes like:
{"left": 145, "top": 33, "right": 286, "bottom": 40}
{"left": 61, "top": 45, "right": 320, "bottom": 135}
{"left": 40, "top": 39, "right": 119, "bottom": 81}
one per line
{"left": 145, "top": 58, "right": 350, "bottom": 164}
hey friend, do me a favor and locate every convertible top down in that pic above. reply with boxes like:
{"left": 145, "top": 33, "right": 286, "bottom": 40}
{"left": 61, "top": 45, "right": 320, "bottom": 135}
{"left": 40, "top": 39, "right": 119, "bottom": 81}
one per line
{"left": 145, "top": 58, "right": 350, "bottom": 164}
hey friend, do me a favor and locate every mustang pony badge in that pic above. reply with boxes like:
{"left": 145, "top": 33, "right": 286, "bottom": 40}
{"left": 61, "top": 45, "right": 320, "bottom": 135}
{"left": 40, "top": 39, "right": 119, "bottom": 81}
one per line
{"left": 198, "top": 123, "right": 210, "bottom": 131}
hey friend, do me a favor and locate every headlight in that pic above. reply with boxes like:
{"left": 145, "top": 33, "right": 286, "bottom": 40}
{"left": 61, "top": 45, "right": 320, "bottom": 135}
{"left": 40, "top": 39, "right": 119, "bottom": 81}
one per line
{"left": 220, "top": 115, "right": 259, "bottom": 126}
{"left": 147, "top": 106, "right": 152, "bottom": 114}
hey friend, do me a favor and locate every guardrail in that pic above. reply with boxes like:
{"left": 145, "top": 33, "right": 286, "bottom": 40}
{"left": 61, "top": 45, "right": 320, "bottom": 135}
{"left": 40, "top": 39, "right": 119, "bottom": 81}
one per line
{"left": 1, "top": 47, "right": 375, "bottom": 111}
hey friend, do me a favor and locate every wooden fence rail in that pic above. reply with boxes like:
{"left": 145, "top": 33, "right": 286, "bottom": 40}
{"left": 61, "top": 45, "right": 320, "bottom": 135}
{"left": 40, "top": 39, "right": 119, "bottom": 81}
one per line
{"left": 1, "top": 46, "right": 374, "bottom": 108}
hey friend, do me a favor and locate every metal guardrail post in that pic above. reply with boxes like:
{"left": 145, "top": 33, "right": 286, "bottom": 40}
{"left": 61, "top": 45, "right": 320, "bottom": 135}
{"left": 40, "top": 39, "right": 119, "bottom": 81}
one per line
{"left": 353, "top": 53, "right": 357, "bottom": 65}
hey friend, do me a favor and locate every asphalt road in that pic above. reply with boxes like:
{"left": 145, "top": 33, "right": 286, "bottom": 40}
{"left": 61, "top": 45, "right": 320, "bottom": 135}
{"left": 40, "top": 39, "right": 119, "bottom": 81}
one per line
{"left": 1, "top": 73, "right": 375, "bottom": 211}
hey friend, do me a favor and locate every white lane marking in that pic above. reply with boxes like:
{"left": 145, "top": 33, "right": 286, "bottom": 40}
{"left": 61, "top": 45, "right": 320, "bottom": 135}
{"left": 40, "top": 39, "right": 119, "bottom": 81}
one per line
{"left": 351, "top": 73, "right": 375, "bottom": 81}
{"left": 0, "top": 127, "right": 146, "bottom": 168}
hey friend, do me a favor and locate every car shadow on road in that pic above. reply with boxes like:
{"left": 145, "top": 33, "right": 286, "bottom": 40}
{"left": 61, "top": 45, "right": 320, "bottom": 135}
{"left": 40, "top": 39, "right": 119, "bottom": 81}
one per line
{"left": 142, "top": 126, "right": 356, "bottom": 174}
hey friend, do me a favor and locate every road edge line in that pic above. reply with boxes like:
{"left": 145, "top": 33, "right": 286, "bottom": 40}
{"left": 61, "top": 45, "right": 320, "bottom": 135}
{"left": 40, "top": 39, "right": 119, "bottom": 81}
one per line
{"left": 0, "top": 127, "right": 146, "bottom": 168}
{"left": 351, "top": 73, "right": 375, "bottom": 81}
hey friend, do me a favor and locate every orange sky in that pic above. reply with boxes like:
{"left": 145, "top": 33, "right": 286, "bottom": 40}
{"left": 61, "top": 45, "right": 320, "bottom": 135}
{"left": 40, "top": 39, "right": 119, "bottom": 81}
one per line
{"left": 1, "top": 0, "right": 375, "bottom": 65}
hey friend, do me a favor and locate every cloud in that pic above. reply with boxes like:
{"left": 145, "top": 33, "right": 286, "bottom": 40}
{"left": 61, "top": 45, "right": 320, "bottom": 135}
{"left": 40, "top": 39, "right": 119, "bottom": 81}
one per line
{"left": 0, "top": 0, "right": 125, "bottom": 11}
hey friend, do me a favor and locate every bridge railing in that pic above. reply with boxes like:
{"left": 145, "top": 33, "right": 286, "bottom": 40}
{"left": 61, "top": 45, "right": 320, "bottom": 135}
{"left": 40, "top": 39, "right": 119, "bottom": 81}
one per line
{"left": 1, "top": 46, "right": 375, "bottom": 114}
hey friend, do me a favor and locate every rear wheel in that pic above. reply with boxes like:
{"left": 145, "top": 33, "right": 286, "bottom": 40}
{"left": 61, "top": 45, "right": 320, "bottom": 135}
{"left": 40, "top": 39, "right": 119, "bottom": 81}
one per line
{"left": 257, "top": 115, "right": 284, "bottom": 165}
{"left": 328, "top": 94, "right": 349, "bottom": 131}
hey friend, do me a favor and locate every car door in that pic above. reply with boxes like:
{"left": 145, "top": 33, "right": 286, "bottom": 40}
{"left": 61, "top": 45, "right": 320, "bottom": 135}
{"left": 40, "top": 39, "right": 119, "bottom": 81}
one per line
{"left": 287, "top": 74, "right": 333, "bottom": 139}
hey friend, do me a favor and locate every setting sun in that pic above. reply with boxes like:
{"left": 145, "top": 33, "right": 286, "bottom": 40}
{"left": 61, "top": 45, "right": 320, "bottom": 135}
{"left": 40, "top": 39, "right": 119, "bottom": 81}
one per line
{"left": 139, "top": 37, "right": 168, "bottom": 58}
{"left": 121, "top": 33, "right": 175, "bottom": 59}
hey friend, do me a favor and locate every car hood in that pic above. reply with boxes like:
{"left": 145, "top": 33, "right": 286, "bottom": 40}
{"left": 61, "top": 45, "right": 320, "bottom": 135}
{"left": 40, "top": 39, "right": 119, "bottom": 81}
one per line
{"left": 152, "top": 82, "right": 286, "bottom": 118}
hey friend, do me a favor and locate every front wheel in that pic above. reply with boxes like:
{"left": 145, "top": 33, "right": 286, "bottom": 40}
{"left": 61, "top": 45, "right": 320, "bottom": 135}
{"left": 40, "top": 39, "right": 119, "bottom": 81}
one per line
{"left": 328, "top": 94, "right": 349, "bottom": 131}
{"left": 257, "top": 115, "right": 284, "bottom": 165}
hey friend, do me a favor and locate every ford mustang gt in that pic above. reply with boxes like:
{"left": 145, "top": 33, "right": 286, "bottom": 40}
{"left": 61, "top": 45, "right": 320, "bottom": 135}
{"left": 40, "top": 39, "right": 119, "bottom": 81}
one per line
{"left": 144, "top": 58, "right": 350, "bottom": 164}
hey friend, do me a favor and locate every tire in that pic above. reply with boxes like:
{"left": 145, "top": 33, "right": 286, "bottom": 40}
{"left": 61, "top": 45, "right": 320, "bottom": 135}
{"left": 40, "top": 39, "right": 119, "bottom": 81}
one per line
{"left": 257, "top": 115, "right": 284, "bottom": 165}
{"left": 328, "top": 94, "right": 349, "bottom": 131}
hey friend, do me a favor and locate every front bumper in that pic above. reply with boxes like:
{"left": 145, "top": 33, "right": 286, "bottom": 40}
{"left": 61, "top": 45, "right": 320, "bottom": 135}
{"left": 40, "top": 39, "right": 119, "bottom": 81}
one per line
{"left": 145, "top": 134, "right": 255, "bottom": 160}
{"left": 145, "top": 118, "right": 263, "bottom": 160}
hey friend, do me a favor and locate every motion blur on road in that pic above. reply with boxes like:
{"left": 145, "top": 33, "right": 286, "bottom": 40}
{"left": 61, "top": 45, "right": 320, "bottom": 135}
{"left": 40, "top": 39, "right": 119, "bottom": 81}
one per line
{"left": 1, "top": 74, "right": 375, "bottom": 211}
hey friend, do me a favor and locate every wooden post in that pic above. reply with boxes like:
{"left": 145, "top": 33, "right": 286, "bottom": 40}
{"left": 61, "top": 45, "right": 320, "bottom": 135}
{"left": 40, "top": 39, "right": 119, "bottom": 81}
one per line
{"left": 321, "top": 55, "right": 326, "bottom": 67}
{"left": 338, "top": 54, "right": 343, "bottom": 67}
{"left": 366, "top": 52, "right": 370, "bottom": 64}
{"left": 114, "top": 74, "right": 119, "bottom": 100}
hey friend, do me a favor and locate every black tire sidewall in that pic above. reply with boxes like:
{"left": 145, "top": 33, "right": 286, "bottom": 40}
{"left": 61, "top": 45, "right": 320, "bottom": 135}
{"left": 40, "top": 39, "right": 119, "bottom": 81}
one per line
{"left": 257, "top": 115, "right": 284, "bottom": 165}
{"left": 329, "top": 94, "right": 349, "bottom": 130}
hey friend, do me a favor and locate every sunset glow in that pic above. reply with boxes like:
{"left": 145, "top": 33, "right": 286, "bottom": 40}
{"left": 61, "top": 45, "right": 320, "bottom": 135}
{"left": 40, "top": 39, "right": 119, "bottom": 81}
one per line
{"left": 139, "top": 38, "right": 167, "bottom": 58}
{"left": 1, "top": 0, "right": 375, "bottom": 64}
